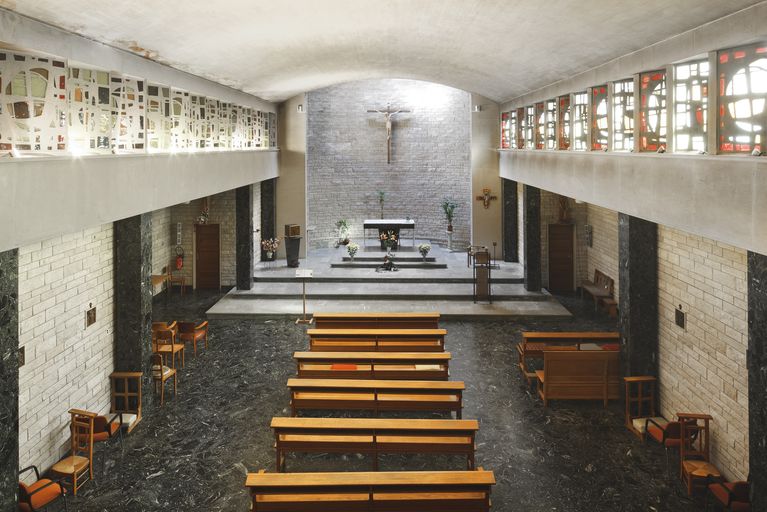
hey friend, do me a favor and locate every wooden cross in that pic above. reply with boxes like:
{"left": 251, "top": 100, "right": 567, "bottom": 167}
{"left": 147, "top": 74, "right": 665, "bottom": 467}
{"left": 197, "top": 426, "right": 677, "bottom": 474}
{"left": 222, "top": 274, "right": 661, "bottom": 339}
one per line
{"left": 476, "top": 188, "right": 498, "bottom": 209}
{"left": 367, "top": 103, "right": 411, "bottom": 164}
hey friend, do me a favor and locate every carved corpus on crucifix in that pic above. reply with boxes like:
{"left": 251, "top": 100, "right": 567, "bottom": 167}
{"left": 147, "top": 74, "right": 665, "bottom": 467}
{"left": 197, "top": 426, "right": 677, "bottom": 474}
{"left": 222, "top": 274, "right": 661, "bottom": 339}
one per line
{"left": 367, "top": 103, "right": 411, "bottom": 164}
{"left": 476, "top": 188, "right": 498, "bottom": 209}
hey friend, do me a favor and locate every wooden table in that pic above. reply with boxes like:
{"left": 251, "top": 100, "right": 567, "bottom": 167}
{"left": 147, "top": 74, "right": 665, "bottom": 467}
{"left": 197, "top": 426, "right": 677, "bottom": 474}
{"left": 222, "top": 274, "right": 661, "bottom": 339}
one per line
{"left": 294, "top": 351, "right": 451, "bottom": 380}
{"left": 307, "top": 328, "right": 447, "bottom": 352}
{"left": 363, "top": 219, "right": 415, "bottom": 247}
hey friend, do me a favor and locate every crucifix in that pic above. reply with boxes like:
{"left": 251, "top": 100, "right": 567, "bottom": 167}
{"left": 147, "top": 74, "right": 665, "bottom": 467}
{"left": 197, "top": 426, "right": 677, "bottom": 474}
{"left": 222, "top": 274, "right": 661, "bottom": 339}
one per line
{"left": 476, "top": 188, "right": 498, "bottom": 209}
{"left": 367, "top": 103, "right": 411, "bottom": 164}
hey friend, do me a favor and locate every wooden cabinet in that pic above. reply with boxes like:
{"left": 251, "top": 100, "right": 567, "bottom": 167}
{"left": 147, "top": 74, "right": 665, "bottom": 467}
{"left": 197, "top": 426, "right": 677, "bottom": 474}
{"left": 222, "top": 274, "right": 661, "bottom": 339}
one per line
{"left": 195, "top": 224, "right": 220, "bottom": 289}
{"left": 548, "top": 223, "right": 574, "bottom": 292}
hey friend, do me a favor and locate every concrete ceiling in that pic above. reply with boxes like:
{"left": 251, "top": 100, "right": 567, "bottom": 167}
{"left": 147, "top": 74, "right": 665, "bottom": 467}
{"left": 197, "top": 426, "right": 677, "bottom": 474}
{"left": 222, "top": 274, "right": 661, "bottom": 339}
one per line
{"left": 2, "top": 0, "right": 762, "bottom": 102}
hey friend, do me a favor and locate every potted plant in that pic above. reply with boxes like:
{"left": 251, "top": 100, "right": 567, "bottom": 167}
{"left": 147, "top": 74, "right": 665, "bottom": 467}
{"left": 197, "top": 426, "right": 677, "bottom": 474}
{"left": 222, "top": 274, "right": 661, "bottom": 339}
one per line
{"left": 418, "top": 243, "right": 431, "bottom": 261}
{"left": 336, "top": 219, "right": 350, "bottom": 245}
{"left": 261, "top": 237, "right": 280, "bottom": 260}
{"left": 379, "top": 230, "right": 397, "bottom": 254}
{"left": 347, "top": 242, "right": 359, "bottom": 262}
{"left": 441, "top": 199, "right": 458, "bottom": 232}
{"left": 377, "top": 190, "right": 386, "bottom": 219}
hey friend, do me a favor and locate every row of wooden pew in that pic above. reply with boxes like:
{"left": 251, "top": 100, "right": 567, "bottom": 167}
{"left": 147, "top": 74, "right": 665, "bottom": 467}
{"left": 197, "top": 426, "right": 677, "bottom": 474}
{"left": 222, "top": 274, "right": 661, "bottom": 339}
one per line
{"left": 245, "top": 312, "right": 497, "bottom": 511}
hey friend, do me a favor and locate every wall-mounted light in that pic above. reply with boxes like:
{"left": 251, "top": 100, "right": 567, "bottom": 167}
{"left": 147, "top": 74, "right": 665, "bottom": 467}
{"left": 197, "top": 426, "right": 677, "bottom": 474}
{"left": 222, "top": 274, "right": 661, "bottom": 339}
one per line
{"left": 473, "top": 105, "right": 482, "bottom": 113}
{"left": 297, "top": 104, "right": 304, "bottom": 113}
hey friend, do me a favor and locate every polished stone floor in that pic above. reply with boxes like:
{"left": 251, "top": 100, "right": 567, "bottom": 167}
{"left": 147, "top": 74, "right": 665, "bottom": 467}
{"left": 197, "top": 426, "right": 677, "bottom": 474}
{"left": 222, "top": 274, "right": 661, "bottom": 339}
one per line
{"left": 70, "top": 291, "right": 702, "bottom": 512}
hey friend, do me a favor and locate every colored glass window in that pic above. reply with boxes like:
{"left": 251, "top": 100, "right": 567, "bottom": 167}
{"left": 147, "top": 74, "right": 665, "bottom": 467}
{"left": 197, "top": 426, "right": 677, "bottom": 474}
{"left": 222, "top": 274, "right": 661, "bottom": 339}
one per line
{"left": 525, "top": 106, "right": 535, "bottom": 149}
{"left": 572, "top": 92, "right": 588, "bottom": 151}
{"left": 639, "top": 70, "right": 666, "bottom": 151}
{"left": 545, "top": 99, "right": 556, "bottom": 149}
{"left": 501, "top": 111, "right": 510, "bottom": 149}
{"left": 535, "top": 102, "right": 545, "bottom": 149}
{"left": 509, "top": 110, "right": 519, "bottom": 149}
{"left": 515, "top": 107, "right": 525, "bottom": 149}
{"left": 591, "top": 85, "right": 608, "bottom": 150}
{"left": 718, "top": 43, "right": 767, "bottom": 153}
{"left": 674, "top": 60, "right": 708, "bottom": 153}
{"left": 558, "top": 95, "right": 571, "bottom": 150}
{"left": 612, "top": 79, "right": 634, "bottom": 151}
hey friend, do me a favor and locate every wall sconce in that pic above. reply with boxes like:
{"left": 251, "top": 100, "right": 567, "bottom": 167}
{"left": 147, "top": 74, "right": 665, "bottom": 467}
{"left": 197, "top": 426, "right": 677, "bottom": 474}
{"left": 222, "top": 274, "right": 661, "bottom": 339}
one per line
{"left": 472, "top": 105, "right": 482, "bottom": 113}
{"left": 297, "top": 104, "right": 304, "bottom": 113}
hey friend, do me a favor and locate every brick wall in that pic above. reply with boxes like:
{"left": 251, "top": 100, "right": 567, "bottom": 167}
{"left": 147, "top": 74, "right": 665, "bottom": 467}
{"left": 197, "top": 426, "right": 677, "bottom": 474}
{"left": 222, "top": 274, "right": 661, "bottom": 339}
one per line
{"left": 539, "top": 191, "right": 587, "bottom": 290}
{"left": 170, "top": 190, "right": 237, "bottom": 288}
{"left": 657, "top": 226, "right": 749, "bottom": 480}
{"left": 306, "top": 79, "right": 471, "bottom": 249}
{"left": 151, "top": 207, "right": 171, "bottom": 295}
{"left": 585, "top": 204, "right": 619, "bottom": 299}
{"left": 17, "top": 224, "right": 114, "bottom": 474}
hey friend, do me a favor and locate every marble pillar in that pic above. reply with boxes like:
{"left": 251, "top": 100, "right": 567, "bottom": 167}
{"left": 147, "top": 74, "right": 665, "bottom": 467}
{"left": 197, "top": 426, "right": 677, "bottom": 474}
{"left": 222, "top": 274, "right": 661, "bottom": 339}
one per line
{"left": 114, "top": 215, "right": 154, "bottom": 400}
{"left": 523, "top": 185, "right": 541, "bottom": 291}
{"left": 748, "top": 251, "right": 767, "bottom": 507}
{"left": 0, "top": 249, "right": 18, "bottom": 510}
{"left": 260, "top": 178, "right": 276, "bottom": 261}
{"left": 618, "top": 213, "right": 658, "bottom": 378}
{"left": 236, "top": 185, "right": 254, "bottom": 290}
{"left": 502, "top": 178, "right": 519, "bottom": 262}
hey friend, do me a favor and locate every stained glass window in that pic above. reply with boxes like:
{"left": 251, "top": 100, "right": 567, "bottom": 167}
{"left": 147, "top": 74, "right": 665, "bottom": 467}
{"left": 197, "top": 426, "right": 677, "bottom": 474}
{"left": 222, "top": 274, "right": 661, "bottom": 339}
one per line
{"left": 500, "top": 111, "right": 510, "bottom": 149}
{"left": 110, "top": 74, "right": 145, "bottom": 151}
{"left": 639, "top": 71, "right": 666, "bottom": 151}
{"left": 612, "top": 79, "right": 634, "bottom": 151}
{"left": 524, "top": 106, "right": 535, "bottom": 149}
{"left": 558, "top": 95, "right": 571, "bottom": 150}
{"left": 190, "top": 95, "right": 207, "bottom": 149}
{"left": 146, "top": 84, "right": 171, "bottom": 151}
{"left": 591, "top": 85, "right": 608, "bottom": 150}
{"left": 269, "top": 112, "right": 277, "bottom": 148}
{"left": 68, "top": 67, "right": 112, "bottom": 153}
{"left": 205, "top": 98, "right": 220, "bottom": 148}
{"left": 572, "top": 92, "right": 588, "bottom": 151}
{"left": 718, "top": 43, "right": 767, "bottom": 153}
{"left": 535, "top": 102, "right": 545, "bottom": 149}
{"left": 509, "top": 110, "right": 518, "bottom": 149}
{"left": 544, "top": 100, "right": 556, "bottom": 149}
{"left": 515, "top": 107, "right": 525, "bottom": 149}
{"left": 0, "top": 52, "right": 67, "bottom": 152}
{"left": 673, "top": 60, "right": 708, "bottom": 153}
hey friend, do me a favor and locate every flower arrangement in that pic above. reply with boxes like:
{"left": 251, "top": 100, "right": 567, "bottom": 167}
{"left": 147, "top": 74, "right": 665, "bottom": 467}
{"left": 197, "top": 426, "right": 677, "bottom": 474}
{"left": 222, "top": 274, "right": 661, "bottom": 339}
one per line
{"left": 379, "top": 230, "right": 398, "bottom": 250}
{"left": 441, "top": 198, "right": 458, "bottom": 231}
{"left": 261, "top": 237, "right": 280, "bottom": 253}
{"left": 336, "top": 219, "right": 350, "bottom": 245}
{"left": 418, "top": 243, "right": 431, "bottom": 258}
{"left": 347, "top": 242, "right": 359, "bottom": 260}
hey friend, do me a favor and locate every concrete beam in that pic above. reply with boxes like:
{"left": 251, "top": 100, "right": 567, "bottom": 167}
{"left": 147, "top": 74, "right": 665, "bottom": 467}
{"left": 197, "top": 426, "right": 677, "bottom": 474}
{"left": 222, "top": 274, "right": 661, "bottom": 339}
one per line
{"left": 0, "top": 150, "right": 279, "bottom": 252}
{"left": 499, "top": 150, "right": 767, "bottom": 254}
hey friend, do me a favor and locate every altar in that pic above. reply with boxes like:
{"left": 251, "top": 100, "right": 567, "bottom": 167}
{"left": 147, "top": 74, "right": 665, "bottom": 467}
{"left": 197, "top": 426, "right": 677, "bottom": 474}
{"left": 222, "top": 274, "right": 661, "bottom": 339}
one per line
{"left": 363, "top": 219, "right": 415, "bottom": 247}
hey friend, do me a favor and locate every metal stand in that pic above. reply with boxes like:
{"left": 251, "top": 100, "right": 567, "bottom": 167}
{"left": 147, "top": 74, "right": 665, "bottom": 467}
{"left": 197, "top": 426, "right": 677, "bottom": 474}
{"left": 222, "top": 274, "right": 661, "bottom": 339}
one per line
{"left": 295, "top": 269, "right": 314, "bottom": 325}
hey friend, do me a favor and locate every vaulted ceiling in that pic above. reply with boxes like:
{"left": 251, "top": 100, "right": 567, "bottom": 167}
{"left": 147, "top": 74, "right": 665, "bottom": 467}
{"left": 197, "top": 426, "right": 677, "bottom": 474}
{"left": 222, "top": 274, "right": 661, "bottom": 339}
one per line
{"left": 2, "top": 0, "right": 762, "bottom": 102}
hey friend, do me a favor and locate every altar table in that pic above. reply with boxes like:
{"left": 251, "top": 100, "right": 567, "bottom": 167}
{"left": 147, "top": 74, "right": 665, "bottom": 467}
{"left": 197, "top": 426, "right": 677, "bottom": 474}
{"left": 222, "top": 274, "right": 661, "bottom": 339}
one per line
{"left": 363, "top": 219, "right": 415, "bottom": 247}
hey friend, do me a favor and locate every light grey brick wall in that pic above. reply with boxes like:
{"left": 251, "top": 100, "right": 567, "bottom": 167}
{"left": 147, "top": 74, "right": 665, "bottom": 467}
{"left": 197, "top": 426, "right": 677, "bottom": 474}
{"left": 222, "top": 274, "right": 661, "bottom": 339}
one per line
{"left": 18, "top": 224, "right": 114, "bottom": 475}
{"left": 151, "top": 207, "right": 172, "bottom": 295}
{"left": 307, "top": 79, "right": 471, "bottom": 249}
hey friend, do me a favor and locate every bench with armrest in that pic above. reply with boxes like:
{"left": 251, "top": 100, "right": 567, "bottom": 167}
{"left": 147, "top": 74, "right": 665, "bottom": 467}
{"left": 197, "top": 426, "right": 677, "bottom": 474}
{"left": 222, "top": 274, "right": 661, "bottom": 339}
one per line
{"left": 581, "top": 269, "right": 616, "bottom": 315}
{"left": 307, "top": 329, "right": 447, "bottom": 352}
{"left": 516, "top": 331, "right": 620, "bottom": 385}
{"left": 535, "top": 350, "right": 620, "bottom": 407}
{"left": 245, "top": 469, "right": 495, "bottom": 512}
{"left": 271, "top": 417, "right": 479, "bottom": 471}
{"left": 287, "top": 378, "right": 464, "bottom": 418}
{"left": 294, "top": 351, "right": 450, "bottom": 380}
{"left": 312, "top": 312, "right": 440, "bottom": 329}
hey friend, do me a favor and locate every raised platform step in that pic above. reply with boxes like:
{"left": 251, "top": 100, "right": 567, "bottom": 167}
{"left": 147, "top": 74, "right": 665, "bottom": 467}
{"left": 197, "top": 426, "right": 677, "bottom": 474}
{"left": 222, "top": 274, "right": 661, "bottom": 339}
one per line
{"left": 253, "top": 276, "right": 524, "bottom": 284}
{"left": 342, "top": 256, "right": 437, "bottom": 262}
{"left": 331, "top": 262, "right": 448, "bottom": 269}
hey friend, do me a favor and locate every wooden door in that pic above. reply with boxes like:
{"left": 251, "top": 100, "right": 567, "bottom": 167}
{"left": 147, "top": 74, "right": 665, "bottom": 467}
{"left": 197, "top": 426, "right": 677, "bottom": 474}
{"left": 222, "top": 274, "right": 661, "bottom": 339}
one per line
{"left": 548, "top": 223, "right": 574, "bottom": 293}
{"left": 195, "top": 224, "right": 220, "bottom": 289}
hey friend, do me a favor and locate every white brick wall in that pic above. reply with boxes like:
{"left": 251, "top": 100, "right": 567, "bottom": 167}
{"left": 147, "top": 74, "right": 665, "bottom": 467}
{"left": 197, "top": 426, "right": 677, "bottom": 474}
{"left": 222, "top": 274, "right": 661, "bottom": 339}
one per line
{"left": 585, "top": 204, "right": 619, "bottom": 299}
{"left": 151, "top": 207, "right": 172, "bottom": 295}
{"left": 657, "top": 226, "right": 749, "bottom": 480}
{"left": 18, "top": 224, "right": 114, "bottom": 475}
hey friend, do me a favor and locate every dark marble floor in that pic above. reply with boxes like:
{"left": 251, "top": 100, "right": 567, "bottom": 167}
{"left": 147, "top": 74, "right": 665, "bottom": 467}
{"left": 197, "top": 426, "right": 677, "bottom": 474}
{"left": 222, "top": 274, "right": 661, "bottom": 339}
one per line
{"left": 69, "top": 291, "right": 702, "bottom": 512}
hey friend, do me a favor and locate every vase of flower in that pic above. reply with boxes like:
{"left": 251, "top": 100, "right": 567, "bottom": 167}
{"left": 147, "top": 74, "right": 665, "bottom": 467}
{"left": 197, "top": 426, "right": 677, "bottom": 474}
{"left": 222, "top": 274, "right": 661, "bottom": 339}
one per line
{"left": 379, "top": 230, "right": 397, "bottom": 253}
{"left": 418, "top": 243, "right": 431, "bottom": 262}
{"left": 261, "top": 238, "right": 280, "bottom": 261}
{"left": 347, "top": 242, "right": 359, "bottom": 262}
{"left": 266, "top": 251, "right": 273, "bottom": 260}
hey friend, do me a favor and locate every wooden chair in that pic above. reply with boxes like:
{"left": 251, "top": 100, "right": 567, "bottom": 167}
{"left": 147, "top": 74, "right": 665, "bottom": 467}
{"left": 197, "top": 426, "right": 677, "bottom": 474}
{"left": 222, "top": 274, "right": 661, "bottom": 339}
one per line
{"left": 151, "top": 353, "right": 177, "bottom": 406}
{"left": 50, "top": 409, "right": 96, "bottom": 496}
{"left": 18, "top": 466, "right": 68, "bottom": 511}
{"left": 177, "top": 321, "right": 209, "bottom": 356}
{"left": 153, "top": 325, "right": 185, "bottom": 368}
{"left": 109, "top": 371, "right": 142, "bottom": 433}
{"left": 706, "top": 477, "right": 750, "bottom": 511}
{"left": 168, "top": 265, "right": 185, "bottom": 295}
{"left": 624, "top": 376, "right": 664, "bottom": 440}
{"left": 679, "top": 413, "right": 719, "bottom": 496}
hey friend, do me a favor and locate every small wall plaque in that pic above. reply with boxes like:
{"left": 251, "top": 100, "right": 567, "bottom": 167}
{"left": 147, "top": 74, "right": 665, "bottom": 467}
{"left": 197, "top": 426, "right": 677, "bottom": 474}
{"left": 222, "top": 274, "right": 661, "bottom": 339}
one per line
{"left": 675, "top": 305, "right": 686, "bottom": 329}
{"left": 19, "top": 346, "right": 25, "bottom": 367}
{"left": 86, "top": 305, "right": 97, "bottom": 328}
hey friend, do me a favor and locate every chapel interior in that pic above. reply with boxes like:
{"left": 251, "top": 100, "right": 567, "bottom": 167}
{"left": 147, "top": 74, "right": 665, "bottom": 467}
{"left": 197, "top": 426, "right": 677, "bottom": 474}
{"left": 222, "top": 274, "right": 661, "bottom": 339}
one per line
{"left": 1, "top": 1, "right": 766, "bottom": 511}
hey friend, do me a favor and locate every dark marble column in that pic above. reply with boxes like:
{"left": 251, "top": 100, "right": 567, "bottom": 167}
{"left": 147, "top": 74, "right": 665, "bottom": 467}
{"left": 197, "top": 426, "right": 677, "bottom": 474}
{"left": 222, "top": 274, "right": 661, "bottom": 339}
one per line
{"left": 618, "top": 213, "right": 658, "bottom": 378}
{"left": 114, "top": 214, "right": 154, "bottom": 401}
{"left": 260, "top": 178, "right": 276, "bottom": 261}
{"left": 0, "top": 249, "right": 18, "bottom": 510}
{"left": 502, "top": 178, "right": 519, "bottom": 263}
{"left": 236, "top": 185, "right": 254, "bottom": 290}
{"left": 523, "top": 185, "right": 541, "bottom": 291}
{"left": 748, "top": 251, "right": 767, "bottom": 507}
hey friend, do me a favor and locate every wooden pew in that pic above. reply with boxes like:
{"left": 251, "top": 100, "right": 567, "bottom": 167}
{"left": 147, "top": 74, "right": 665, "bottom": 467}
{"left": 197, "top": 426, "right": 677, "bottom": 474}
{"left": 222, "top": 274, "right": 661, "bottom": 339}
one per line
{"left": 271, "top": 417, "right": 479, "bottom": 471}
{"left": 246, "top": 469, "right": 495, "bottom": 511}
{"left": 581, "top": 269, "right": 615, "bottom": 314}
{"left": 312, "top": 312, "right": 440, "bottom": 329}
{"left": 308, "top": 329, "right": 447, "bottom": 352}
{"left": 287, "top": 378, "right": 464, "bottom": 418}
{"left": 536, "top": 350, "right": 620, "bottom": 407}
{"left": 516, "top": 331, "right": 620, "bottom": 385}
{"left": 294, "top": 351, "right": 451, "bottom": 380}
